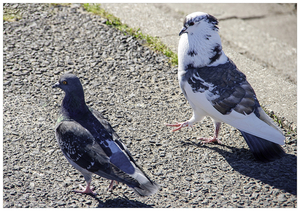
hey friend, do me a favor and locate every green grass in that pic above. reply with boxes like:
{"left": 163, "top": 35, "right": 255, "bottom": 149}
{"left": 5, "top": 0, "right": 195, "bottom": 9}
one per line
{"left": 3, "top": 9, "right": 22, "bottom": 22}
{"left": 82, "top": 3, "right": 178, "bottom": 66}
{"left": 261, "top": 106, "right": 295, "bottom": 133}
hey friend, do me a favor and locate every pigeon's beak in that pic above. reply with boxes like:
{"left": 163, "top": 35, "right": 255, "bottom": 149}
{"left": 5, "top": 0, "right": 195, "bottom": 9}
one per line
{"left": 52, "top": 81, "right": 60, "bottom": 89}
{"left": 179, "top": 26, "right": 187, "bottom": 36}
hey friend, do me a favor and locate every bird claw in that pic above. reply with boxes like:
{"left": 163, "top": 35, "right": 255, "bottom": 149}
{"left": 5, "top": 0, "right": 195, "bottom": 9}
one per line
{"left": 199, "top": 136, "right": 221, "bottom": 144}
{"left": 74, "top": 184, "right": 96, "bottom": 195}
{"left": 166, "top": 122, "right": 190, "bottom": 132}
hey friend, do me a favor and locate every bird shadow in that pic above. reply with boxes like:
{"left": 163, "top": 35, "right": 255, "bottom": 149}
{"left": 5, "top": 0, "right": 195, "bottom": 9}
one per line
{"left": 181, "top": 140, "right": 297, "bottom": 195}
{"left": 89, "top": 193, "right": 154, "bottom": 208}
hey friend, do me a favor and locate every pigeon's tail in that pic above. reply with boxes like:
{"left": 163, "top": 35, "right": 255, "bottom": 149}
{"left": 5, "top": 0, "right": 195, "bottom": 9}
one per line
{"left": 133, "top": 179, "right": 159, "bottom": 197}
{"left": 130, "top": 170, "right": 159, "bottom": 196}
{"left": 239, "top": 130, "right": 285, "bottom": 162}
{"left": 126, "top": 167, "right": 159, "bottom": 196}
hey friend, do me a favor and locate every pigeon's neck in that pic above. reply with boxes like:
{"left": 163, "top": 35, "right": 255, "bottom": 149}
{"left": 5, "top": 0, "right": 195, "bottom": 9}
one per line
{"left": 61, "top": 92, "right": 89, "bottom": 119}
{"left": 178, "top": 31, "right": 227, "bottom": 73}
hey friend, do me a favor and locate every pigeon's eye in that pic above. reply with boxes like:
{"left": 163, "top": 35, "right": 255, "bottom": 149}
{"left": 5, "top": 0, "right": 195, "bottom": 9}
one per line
{"left": 62, "top": 80, "right": 68, "bottom": 85}
{"left": 189, "top": 22, "right": 194, "bottom": 26}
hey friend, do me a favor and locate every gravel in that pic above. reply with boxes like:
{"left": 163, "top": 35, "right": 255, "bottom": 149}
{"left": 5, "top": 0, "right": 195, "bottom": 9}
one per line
{"left": 3, "top": 3, "right": 297, "bottom": 208}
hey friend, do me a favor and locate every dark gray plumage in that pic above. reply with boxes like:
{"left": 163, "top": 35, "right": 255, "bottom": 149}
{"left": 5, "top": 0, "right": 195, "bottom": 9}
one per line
{"left": 53, "top": 73, "right": 159, "bottom": 196}
{"left": 183, "top": 58, "right": 258, "bottom": 116}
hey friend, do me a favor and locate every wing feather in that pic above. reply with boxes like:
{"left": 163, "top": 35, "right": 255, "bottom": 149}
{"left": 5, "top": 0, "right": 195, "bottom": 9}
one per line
{"left": 182, "top": 58, "right": 285, "bottom": 145}
{"left": 56, "top": 121, "right": 111, "bottom": 173}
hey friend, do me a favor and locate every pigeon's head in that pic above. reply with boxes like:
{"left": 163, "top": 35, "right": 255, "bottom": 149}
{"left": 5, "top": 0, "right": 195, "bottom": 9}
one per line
{"left": 179, "top": 12, "right": 219, "bottom": 36}
{"left": 178, "top": 12, "right": 224, "bottom": 69}
{"left": 53, "top": 73, "right": 84, "bottom": 96}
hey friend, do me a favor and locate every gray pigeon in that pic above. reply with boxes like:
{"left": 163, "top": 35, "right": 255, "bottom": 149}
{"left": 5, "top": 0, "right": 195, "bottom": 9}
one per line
{"left": 166, "top": 12, "right": 285, "bottom": 161}
{"left": 53, "top": 73, "right": 159, "bottom": 196}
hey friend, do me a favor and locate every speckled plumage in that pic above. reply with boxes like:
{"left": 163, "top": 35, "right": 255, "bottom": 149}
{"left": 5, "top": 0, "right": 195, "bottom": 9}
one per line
{"left": 183, "top": 58, "right": 258, "bottom": 116}
{"left": 168, "top": 12, "right": 285, "bottom": 161}
{"left": 53, "top": 73, "right": 159, "bottom": 196}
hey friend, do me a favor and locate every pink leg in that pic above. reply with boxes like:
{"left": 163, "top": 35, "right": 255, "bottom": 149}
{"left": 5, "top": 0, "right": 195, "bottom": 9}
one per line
{"left": 199, "top": 122, "right": 222, "bottom": 144}
{"left": 74, "top": 181, "right": 96, "bottom": 195}
{"left": 166, "top": 121, "right": 191, "bottom": 132}
{"left": 108, "top": 180, "right": 119, "bottom": 190}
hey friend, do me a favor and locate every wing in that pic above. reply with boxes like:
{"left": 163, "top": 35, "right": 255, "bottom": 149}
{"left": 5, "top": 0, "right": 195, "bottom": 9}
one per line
{"left": 90, "top": 108, "right": 159, "bottom": 195}
{"left": 184, "top": 58, "right": 257, "bottom": 115}
{"left": 183, "top": 58, "right": 285, "bottom": 144}
{"left": 91, "top": 108, "right": 149, "bottom": 169}
{"left": 55, "top": 121, "right": 116, "bottom": 176}
{"left": 85, "top": 108, "right": 136, "bottom": 175}
{"left": 90, "top": 108, "right": 121, "bottom": 141}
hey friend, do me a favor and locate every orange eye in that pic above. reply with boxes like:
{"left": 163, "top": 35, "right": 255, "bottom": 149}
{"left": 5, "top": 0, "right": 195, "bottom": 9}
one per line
{"left": 62, "top": 80, "right": 67, "bottom": 85}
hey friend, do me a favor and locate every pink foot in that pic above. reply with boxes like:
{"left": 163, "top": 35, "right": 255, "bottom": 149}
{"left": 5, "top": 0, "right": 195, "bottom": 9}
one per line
{"left": 74, "top": 184, "right": 96, "bottom": 195}
{"left": 200, "top": 122, "right": 222, "bottom": 144}
{"left": 108, "top": 180, "right": 119, "bottom": 190}
{"left": 199, "top": 136, "right": 221, "bottom": 144}
{"left": 166, "top": 121, "right": 191, "bottom": 132}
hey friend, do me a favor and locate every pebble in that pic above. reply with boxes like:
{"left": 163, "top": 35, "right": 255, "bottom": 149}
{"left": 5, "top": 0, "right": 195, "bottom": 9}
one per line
{"left": 277, "top": 194, "right": 287, "bottom": 202}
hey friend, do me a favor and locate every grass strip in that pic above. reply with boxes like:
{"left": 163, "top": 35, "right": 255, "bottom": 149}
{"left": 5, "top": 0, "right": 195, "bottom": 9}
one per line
{"left": 82, "top": 3, "right": 178, "bottom": 66}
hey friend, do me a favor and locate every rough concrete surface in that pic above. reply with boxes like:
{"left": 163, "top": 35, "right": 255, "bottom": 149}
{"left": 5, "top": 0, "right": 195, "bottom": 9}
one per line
{"left": 3, "top": 3, "right": 297, "bottom": 208}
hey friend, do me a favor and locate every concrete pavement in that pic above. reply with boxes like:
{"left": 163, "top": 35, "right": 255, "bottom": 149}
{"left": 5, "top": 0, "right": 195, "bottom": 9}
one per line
{"left": 100, "top": 3, "right": 297, "bottom": 130}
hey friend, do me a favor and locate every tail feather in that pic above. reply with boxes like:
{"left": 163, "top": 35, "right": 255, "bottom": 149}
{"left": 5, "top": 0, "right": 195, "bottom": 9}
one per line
{"left": 239, "top": 130, "right": 285, "bottom": 162}
{"left": 132, "top": 179, "right": 160, "bottom": 196}
{"left": 106, "top": 164, "right": 159, "bottom": 196}
{"left": 108, "top": 139, "right": 159, "bottom": 196}
{"left": 129, "top": 167, "right": 159, "bottom": 196}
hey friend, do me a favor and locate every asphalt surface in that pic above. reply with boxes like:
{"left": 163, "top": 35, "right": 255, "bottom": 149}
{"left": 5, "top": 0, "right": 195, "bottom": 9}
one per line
{"left": 3, "top": 3, "right": 297, "bottom": 208}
